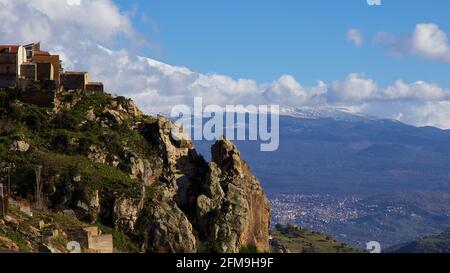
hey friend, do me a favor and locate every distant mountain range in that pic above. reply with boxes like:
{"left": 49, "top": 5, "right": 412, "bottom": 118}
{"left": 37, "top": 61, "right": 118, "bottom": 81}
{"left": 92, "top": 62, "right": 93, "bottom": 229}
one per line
{"left": 194, "top": 108, "right": 450, "bottom": 248}
{"left": 196, "top": 107, "right": 450, "bottom": 195}
{"left": 280, "top": 106, "right": 377, "bottom": 122}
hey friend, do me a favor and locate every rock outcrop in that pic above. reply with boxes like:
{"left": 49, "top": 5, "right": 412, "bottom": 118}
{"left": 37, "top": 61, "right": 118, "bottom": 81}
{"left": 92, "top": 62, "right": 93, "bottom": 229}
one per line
{"left": 108, "top": 118, "right": 271, "bottom": 253}
{"left": 135, "top": 183, "right": 198, "bottom": 253}
{"left": 194, "top": 140, "right": 271, "bottom": 253}
{"left": 0, "top": 90, "right": 271, "bottom": 253}
{"left": 10, "top": 139, "right": 30, "bottom": 153}
{"left": 113, "top": 194, "right": 145, "bottom": 232}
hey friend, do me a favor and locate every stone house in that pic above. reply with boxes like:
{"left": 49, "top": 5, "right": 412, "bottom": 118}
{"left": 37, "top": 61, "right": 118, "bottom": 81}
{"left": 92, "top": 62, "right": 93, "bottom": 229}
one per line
{"left": 64, "top": 226, "right": 114, "bottom": 253}
{"left": 32, "top": 51, "right": 61, "bottom": 85}
{"left": 61, "top": 72, "right": 89, "bottom": 91}
{"left": 86, "top": 82, "right": 104, "bottom": 93}
{"left": 62, "top": 72, "right": 105, "bottom": 93}
{"left": 0, "top": 43, "right": 58, "bottom": 91}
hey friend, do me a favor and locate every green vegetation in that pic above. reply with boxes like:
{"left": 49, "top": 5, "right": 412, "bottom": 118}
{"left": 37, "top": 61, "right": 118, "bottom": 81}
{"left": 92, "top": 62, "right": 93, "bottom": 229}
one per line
{"left": 0, "top": 91, "right": 148, "bottom": 201}
{"left": 271, "top": 224, "right": 361, "bottom": 253}
{"left": 3, "top": 231, "right": 30, "bottom": 251}
{"left": 0, "top": 89, "right": 155, "bottom": 252}
{"left": 97, "top": 223, "right": 139, "bottom": 253}
{"left": 0, "top": 205, "right": 89, "bottom": 252}
{"left": 240, "top": 244, "right": 259, "bottom": 253}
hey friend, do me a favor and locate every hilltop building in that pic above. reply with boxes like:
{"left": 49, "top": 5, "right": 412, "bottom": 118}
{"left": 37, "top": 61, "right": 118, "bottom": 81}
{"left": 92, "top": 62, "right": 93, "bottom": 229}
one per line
{"left": 0, "top": 42, "right": 104, "bottom": 106}
{"left": 61, "top": 71, "right": 88, "bottom": 91}
{"left": 86, "top": 82, "right": 104, "bottom": 93}
{"left": 0, "top": 45, "right": 27, "bottom": 88}
{"left": 61, "top": 72, "right": 104, "bottom": 93}
{"left": 32, "top": 49, "right": 61, "bottom": 85}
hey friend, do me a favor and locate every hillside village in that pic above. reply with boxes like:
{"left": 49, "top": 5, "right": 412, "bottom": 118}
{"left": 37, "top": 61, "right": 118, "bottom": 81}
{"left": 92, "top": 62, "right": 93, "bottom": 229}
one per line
{"left": 0, "top": 43, "right": 113, "bottom": 253}
{"left": 0, "top": 42, "right": 103, "bottom": 107}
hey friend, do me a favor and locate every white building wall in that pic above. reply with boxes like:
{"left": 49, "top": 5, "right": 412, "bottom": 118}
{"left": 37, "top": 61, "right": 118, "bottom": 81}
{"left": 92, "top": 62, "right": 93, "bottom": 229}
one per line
{"left": 16, "top": 45, "right": 26, "bottom": 77}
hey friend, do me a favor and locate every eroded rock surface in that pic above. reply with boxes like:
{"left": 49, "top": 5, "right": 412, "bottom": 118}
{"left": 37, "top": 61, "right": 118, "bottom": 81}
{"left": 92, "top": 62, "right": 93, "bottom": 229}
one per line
{"left": 195, "top": 140, "right": 271, "bottom": 253}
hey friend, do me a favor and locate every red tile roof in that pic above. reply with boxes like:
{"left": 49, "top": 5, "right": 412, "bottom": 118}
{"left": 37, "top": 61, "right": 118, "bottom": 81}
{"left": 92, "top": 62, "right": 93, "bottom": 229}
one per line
{"left": 0, "top": 45, "right": 20, "bottom": 54}
{"left": 33, "top": 51, "right": 50, "bottom": 56}
{"left": 63, "top": 72, "right": 88, "bottom": 75}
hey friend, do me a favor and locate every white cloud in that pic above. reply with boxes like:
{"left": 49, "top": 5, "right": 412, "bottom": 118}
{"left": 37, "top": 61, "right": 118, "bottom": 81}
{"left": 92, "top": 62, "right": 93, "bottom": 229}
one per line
{"left": 262, "top": 75, "right": 326, "bottom": 106}
{"left": 0, "top": 0, "right": 135, "bottom": 46}
{"left": 89, "top": 47, "right": 329, "bottom": 114}
{"left": 412, "top": 23, "right": 450, "bottom": 63}
{"left": 346, "top": 28, "right": 364, "bottom": 47}
{"left": 92, "top": 48, "right": 450, "bottom": 128}
{"left": 375, "top": 23, "right": 450, "bottom": 63}
{"left": 328, "top": 73, "right": 377, "bottom": 103}
{"left": 328, "top": 74, "right": 449, "bottom": 103}
{"left": 359, "top": 101, "right": 450, "bottom": 129}
{"left": 382, "top": 80, "right": 448, "bottom": 101}
{"left": 1, "top": 1, "right": 450, "bottom": 129}
{"left": 67, "top": 0, "right": 82, "bottom": 6}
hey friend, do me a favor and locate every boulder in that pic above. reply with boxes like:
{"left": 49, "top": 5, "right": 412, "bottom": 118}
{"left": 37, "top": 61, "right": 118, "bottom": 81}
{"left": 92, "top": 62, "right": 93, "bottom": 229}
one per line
{"left": 0, "top": 236, "right": 20, "bottom": 251}
{"left": 10, "top": 140, "right": 30, "bottom": 152}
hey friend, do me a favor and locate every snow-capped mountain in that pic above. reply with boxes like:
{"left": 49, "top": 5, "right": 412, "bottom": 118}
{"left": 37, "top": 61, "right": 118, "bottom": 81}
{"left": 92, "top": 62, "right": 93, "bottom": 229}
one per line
{"left": 279, "top": 106, "right": 377, "bottom": 122}
{"left": 96, "top": 45, "right": 384, "bottom": 121}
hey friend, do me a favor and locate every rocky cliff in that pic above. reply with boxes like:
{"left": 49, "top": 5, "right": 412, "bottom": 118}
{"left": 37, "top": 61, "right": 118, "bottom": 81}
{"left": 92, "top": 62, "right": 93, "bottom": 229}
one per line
{"left": 0, "top": 89, "right": 270, "bottom": 253}
{"left": 195, "top": 140, "right": 271, "bottom": 252}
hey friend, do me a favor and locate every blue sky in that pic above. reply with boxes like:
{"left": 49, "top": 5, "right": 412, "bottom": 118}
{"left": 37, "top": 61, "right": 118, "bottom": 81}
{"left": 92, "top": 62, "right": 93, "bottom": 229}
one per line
{"left": 115, "top": 0, "right": 450, "bottom": 86}
{"left": 3, "top": 0, "right": 450, "bottom": 128}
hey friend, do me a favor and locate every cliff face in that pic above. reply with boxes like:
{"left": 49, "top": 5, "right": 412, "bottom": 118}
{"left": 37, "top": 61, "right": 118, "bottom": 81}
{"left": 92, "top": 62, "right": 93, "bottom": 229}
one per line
{"left": 114, "top": 116, "right": 271, "bottom": 253}
{"left": 0, "top": 89, "right": 270, "bottom": 253}
{"left": 194, "top": 140, "right": 271, "bottom": 252}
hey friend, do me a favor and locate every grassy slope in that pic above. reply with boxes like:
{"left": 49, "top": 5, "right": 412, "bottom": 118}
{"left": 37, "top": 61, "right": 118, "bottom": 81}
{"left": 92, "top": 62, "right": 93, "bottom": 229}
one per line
{"left": 0, "top": 90, "right": 149, "bottom": 252}
{"left": 271, "top": 225, "right": 361, "bottom": 253}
